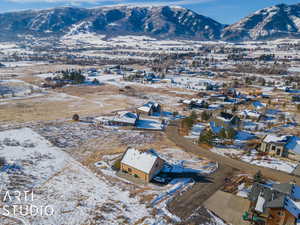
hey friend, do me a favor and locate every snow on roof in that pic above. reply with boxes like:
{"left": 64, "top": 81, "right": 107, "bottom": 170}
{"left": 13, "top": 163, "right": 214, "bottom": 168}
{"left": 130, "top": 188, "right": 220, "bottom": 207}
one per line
{"left": 241, "top": 110, "right": 261, "bottom": 118}
{"left": 137, "top": 101, "right": 159, "bottom": 113}
{"left": 112, "top": 111, "right": 137, "bottom": 124}
{"left": 263, "top": 134, "right": 288, "bottom": 143}
{"left": 137, "top": 106, "right": 151, "bottom": 113}
{"left": 252, "top": 101, "right": 266, "bottom": 109}
{"left": 183, "top": 99, "right": 192, "bottom": 104}
{"left": 255, "top": 192, "right": 265, "bottom": 213}
{"left": 285, "top": 197, "right": 300, "bottom": 218}
{"left": 121, "top": 148, "right": 159, "bottom": 174}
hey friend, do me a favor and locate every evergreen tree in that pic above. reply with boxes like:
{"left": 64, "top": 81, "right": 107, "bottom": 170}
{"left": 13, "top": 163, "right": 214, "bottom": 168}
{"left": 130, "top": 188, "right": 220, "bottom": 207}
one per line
{"left": 254, "top": 170, "right": 263, "bottom": 183}
{"left": 199, "top": 129, "right": 215, "bottom": 145}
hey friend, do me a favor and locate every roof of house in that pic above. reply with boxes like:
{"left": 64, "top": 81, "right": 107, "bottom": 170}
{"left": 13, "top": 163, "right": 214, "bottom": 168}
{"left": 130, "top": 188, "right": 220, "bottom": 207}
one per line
{"left": 239, "top": 110, "right": 261, "bottom": 118}
{"left": 252, "top": 101, "right": 266, "bottom": 109}
{"left": 262, "top": 134, "right": 289, "bottom": 144}
{"left": 285, "top": 136, "right": 300, "bottom": 155}
{"left": 137, "top": 101, "right": 159, "bottom": 113}
{"left": 262, "top": 135, "right": 300, "bottom": 154}
{"left": 249, "top": 183, "right": 300, "bottom": 216}
{"left": 273, "top": 183, "right": 294, "bottom": 195}
{"left": 220, "top": 112, "right": 234, "bottom": 120}
{"left": 121, "top": 148, "right": 161, "bottom": 174}
{"left": 111, "top": 111, "right": 138, "bottom": 124}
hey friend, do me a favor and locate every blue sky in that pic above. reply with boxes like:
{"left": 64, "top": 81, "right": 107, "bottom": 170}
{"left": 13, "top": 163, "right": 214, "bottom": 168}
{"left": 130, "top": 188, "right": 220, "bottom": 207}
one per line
{"left": 1, "top": 0, "right": 300, "bottom": 24}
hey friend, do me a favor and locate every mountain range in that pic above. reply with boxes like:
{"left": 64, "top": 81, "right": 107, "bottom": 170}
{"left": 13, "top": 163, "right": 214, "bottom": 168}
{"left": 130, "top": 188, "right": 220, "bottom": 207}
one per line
{"left": 0, "top": 3, "right": 300, "bottom": 42}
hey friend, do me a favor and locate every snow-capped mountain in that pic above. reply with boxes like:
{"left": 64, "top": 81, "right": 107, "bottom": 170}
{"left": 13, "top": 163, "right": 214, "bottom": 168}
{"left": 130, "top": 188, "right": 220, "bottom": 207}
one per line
{"left": 222, "top": 3, "right": 300, "bottom": 41}
{"left": 0, "top": 6, "right": 223, "bottom": 41}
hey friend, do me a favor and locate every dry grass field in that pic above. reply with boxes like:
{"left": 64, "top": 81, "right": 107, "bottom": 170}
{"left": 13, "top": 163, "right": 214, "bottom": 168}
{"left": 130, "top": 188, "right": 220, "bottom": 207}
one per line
{"left": 0, "top": 64, "right": 193, "bottom": 125}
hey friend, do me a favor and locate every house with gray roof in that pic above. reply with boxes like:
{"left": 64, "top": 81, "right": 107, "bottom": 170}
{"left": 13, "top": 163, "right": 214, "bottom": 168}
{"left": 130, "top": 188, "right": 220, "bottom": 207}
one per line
{"left": 245, "top": 182, "right": 300, "bottom": 225}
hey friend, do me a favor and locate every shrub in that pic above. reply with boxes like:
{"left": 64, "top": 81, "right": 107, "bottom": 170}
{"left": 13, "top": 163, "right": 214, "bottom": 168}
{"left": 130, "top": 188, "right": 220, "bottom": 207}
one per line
{"left": 253, "top": 170, "right": 263, "bottom": 183}
{"left": 72, "top": 114, "right": 80, "bottom": 121}
{"left": 112, "top": 159, "right": 121, "bottom": 171}
{"left": 201, "top": 111, "right": 211, "bottom": 121}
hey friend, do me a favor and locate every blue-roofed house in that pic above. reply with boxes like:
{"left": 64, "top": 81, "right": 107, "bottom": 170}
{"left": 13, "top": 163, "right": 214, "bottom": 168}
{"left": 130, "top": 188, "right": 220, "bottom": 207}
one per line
{"left": 252, "top": 101, "right": 266, "bottom": 110}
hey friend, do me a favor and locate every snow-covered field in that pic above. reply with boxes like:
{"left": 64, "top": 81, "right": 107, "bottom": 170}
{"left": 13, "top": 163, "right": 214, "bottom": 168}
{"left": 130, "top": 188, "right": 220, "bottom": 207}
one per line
{"left": 0, "top": 128, "right": 167, "bottom": 225}
{"left": 0, "top": 79, "right": 43, "bottom": 100}
{"left": 61, "top": 33, "right": 202, "bottom": 52}
{"left": 31, "top": 161, "right": 157, "bottom": 225}
{"left": 0, "top": 128, "right": 69, "bottom": 190}
{"left": 0, "top": 128, "right": 221, "bottom": 225}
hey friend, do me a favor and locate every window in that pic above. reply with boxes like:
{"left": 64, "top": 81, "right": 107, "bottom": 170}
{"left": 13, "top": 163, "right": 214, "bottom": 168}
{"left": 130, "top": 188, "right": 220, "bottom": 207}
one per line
{"left": 277, "top": 211, "right": 283, "bottom": 216}
{"left": 276, "top": 149, "right": 281, "bottom": 156}
{"left": 272, "top": 146, "right": 276, "bottom": 151}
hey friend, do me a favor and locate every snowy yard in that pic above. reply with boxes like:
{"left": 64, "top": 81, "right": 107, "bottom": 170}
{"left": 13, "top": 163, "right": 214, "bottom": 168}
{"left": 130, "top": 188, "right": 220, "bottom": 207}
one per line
{"left": 136, "top": 118, "right": 164, "bottom": 130}
{"left": 211, "top": 147, "right": 298, "bottom": 173}
{"left": 185, "top": 123, "right": 206, "bottom": 139}
{"left": 241, "top": 150, "right": 297, "bottom": 173}
{"left": 95, "top": 148, "right": 218, "bottom": 224}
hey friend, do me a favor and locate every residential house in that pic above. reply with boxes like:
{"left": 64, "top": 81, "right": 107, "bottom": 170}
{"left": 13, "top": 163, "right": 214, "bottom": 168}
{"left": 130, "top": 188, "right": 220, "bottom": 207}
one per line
{"left": 182, "top": 98, "right": 209, "bottom": 109}
{"left": 222, "top": 88, "right": 240, "bottom": 98}
{"left": 239, "top": 110, "right": 261, "bottom": 121}
{"left": 137, "top": 101, "right": 161, "bottom": 116}
{"left": 120, "top": 148, "right": 165, "bottom": 182}
{"left": 259, "top": 135, "right": 300, "bottom": 160}
{"left": 110, "top": 111, "right": 139, "bottom": 126}
{"left": 95, "top": 111, "right": 139, "bottom": 126}
{"left": 245, "top": 182, "right": 300, "bottom": 225}
{"left": 260, "top": 135, "right": 289, "bottom": 157}
{"left": 211, "top": 112, "right": 241, "bottom": 129}
{"left": 252, "top": 101, "right": 267, "bottom": 110}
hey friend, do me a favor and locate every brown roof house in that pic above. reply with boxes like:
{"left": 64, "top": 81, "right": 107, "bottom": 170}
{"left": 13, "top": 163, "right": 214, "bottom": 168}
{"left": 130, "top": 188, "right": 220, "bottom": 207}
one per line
{"left": 120, "top": 148, "right": 165, "bottom": 182}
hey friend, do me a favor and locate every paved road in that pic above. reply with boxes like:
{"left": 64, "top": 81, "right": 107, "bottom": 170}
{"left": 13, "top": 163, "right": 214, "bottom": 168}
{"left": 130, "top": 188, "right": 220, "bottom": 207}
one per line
{"left": 165, "top": 122, "right": 300, "bottom": 220}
